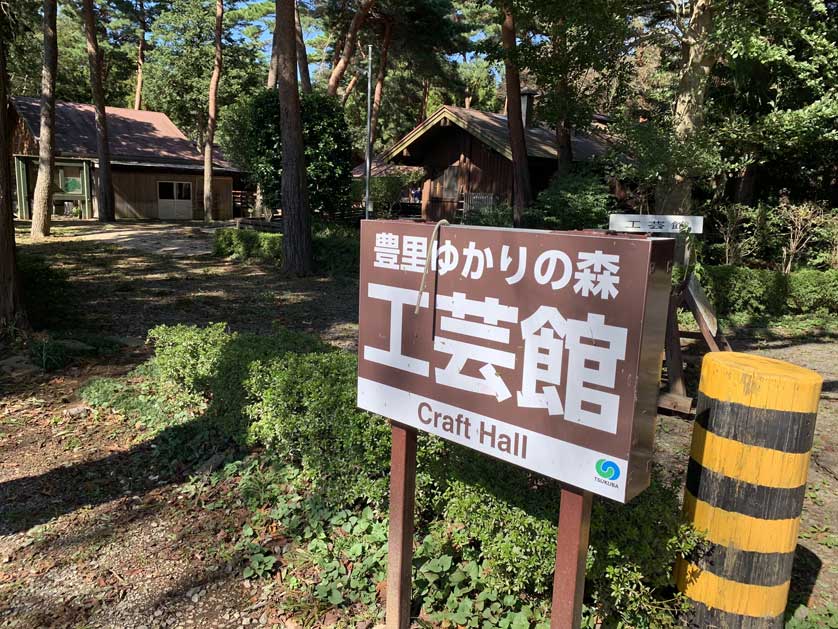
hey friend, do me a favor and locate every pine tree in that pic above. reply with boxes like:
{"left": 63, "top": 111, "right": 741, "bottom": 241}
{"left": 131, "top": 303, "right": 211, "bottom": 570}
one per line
{"left": 31, "top": 0, "right": 58, "bottom": 239}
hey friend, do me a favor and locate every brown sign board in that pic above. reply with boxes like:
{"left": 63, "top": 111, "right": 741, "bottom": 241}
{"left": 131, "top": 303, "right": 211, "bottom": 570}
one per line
{"left": 357, "top": 221, "right": 674, "bottom": 502}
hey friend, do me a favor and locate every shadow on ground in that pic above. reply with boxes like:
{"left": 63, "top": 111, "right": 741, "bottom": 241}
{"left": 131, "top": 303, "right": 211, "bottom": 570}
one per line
{"left": 17, "top": 239, "right": 359, "bottom": 347}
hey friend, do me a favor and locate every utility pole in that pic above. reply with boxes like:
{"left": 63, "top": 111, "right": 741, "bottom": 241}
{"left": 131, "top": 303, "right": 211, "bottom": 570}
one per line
{"left": 364, "top": 44, "right": 373, "bottom": 219}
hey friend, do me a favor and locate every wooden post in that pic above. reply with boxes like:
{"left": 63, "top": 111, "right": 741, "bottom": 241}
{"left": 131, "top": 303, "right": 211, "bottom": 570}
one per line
{"left": 81, "top": 160, "right": 92, "bottom": 218}
{"left": 386, "top": 422, "right": 417, "bottom": 629}
{"left": 677, "top": 352, "right": 822, "bottom": 627}
{"left": 551, "top": 486, "right": 593, "bottom": 629}
{"left": 14, "top": 157, "right": 30, "bottom": 220}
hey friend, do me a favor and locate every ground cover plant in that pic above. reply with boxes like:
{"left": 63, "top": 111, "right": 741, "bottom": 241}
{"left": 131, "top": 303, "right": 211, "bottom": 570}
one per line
{"left": 80, "top": 322, "right": 701, "bottom": 627}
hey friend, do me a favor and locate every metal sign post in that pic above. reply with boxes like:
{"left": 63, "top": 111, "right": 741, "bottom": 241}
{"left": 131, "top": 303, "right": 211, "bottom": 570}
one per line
{"left": 363, "top": 44, "right": 373, "bottom": 220}
{"left": 357, "top": 221, "right": 674, "bottom": 628}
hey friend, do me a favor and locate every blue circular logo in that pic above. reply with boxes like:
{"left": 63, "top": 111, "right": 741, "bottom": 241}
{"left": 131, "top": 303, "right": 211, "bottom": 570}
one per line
{"left": 595, "top": 459, "right": 620, "bottom": 481}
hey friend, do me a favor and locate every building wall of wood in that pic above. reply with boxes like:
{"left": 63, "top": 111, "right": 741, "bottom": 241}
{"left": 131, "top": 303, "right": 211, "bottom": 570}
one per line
{"left": 420, "top": 125, "right": 514, "bottom": 221}
{"left": 11, "top": 111, "right": 38, "bottom": 155}
{"left": 111, "top": 170, "right": 233, "bottom": 220}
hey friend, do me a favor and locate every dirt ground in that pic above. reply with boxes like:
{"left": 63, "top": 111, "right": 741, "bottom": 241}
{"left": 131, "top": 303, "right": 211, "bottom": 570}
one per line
{"left": 1, "top": 221, "right": 836, "bottom": 627}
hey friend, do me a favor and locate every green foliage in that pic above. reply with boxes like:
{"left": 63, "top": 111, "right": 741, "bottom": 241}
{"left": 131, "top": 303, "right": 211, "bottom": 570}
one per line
{"left": 701, "top": 266, "right": 838, "bottom": 317}
{"left": 786, "top": 605, "right": 838, "bottom": 629}
{"left": 787, "top": 269, "right": 838, "bottom": 314}
{"left": 351, "top": 173, "right": 424, "bottom": 219}
{"left": 98, "top": 323, "right": 698, "bottom": 626}
{"left": 245, "top": 352, "right": 392, "bottom": 507}
{"left": 144, "top": 0, "right": 266, "bottom": 142}
{"left": 463, "top": 203, "right": 514, "bottom": 228}
{"left": 312, "top": 223, "right": 361, "bottom": 276}
{"left": 212, "top": 229, "right": 283, "bottom": 264}
{"left": 213, "top": 226, "right": 360, "bottom": 276}
{"left": 79, "top": 363, "right": 200, "bottom": 436}
{"left": 526, "top": 169, "right": 613, "bottom": 230}
{"left": 28, "top": 336, "right": 68, "bottom": 371}
{"left": 218, "top": 88, "right": 353, "bottom": 219}
{"left": 517, "top": 0, "right": 635, "bottom": 133}
{"left": 146, "top": 323, "right": 325, "bottom": 444}
{"left": 301, "top": 91, "right": 354, "bottom": 219}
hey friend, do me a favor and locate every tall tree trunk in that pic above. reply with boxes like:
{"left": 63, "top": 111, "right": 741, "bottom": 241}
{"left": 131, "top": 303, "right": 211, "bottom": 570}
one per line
{"left": 555, "top": 73, "right": 573, "bottom": 175}
{"left": 418, "top": 79, "right": 429, "bottom": 123}
{"left": 278, "top": 0, "right": 311, "bottom": 274}
{"left": 369, "top": 20, "right": 392, "bottom": 149}
{"left": 500, "top": 2, "right": 532, "bottom": 226}
{"left": 31, "top": 0, "right": 58, "bottom": 240}
{"left": 341, "top": 71, "right": 360, "bottom": 105}
{"left": 295, "top": 1, "right": 312, "bottom": 93}
{"left": 657, "top": 0, "right": 716, "bottom": 214}
{"left": 133, "top": 0, "right": 146, "bottom": 109}
{"left": 203, "top": 0, "right": 223, "bottom": 222}
{"left": 556, "top": 121, "right": 572, "bottom": 176}
{"left": 82, "top": 0, "right": 115, "bottom": 222}
{"left": 326, "top": 0, "right": 374, "bottom": 97}
{"left": 0, "top": 34, "right": 24, "bottom": 330}
{"left": 267, "top": 13, "right": 280, "bottom": 88}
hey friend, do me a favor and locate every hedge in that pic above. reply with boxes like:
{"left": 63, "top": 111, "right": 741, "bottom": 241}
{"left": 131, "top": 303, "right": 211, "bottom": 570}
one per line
{"left": 213, "top": 226, "right": 360, "bottom": 276}
{"left": 212, "top": 228, "right": 283, "bottom": 264}
{"left": 701, "top": 266, "right": 838, "bottom": 317}
{"left": 133, "top": 323, "right": 698, "bottom": 627}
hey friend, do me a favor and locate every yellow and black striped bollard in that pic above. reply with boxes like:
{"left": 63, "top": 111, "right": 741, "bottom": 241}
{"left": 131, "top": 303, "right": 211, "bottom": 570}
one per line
{"left": 676, "top": 352, "right": 822, "bottom": 628}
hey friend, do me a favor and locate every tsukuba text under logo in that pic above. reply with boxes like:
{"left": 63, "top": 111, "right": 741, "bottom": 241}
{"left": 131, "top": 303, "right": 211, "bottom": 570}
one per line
{"left": 595, "top": 459, "right": 621, "bottom": 488}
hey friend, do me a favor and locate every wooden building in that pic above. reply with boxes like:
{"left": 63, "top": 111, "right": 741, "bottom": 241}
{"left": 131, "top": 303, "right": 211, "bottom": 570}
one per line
{"left": 11, "top": 97, "right": 239, "bottom": 221}
{"left": 380, "top": 103, "right": 609, "bottom": 220}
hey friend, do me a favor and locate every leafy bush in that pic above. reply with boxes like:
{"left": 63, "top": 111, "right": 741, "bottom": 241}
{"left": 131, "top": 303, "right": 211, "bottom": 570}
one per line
{"left": 787, "top": 269, "right": 838, "bottom": 313}
{"left": 146, "top": 323, "right": 325, "bottom": 444}
{"left": 525, "top": 168, "right": 613, "bottom": 231}
{"left": 109, "top": 323, "right": 699, "bottom": 626}
{"left": 218, "top": 88, "right": 352, "bottom": 219}
{"left": 214, "top": 225, "right": 361, "bottom": 276}
{"left": 463, "top": 203, "right": 514, "bottom": 227}
{"left": 700, "top": 266, "right": 838, "bottom": 317}
{"left": 212, "top": 229, "right": 283, "bottom": 263}
{"left": 245, "top": 352, "right": 392, "bottom": 507}
{"left": 312, "top": 223, "right": 360, "bottom": 276}
{"left": 351, "top": 172, "right": 424, "bottom": 218}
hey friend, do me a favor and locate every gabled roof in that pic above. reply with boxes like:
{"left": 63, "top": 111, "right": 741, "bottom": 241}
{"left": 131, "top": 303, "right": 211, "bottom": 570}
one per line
{"left": 12, "top": 97, "right": 235, "bottom": 170}
{"left": 351, "top": 159, "right": 424, "bottom": 178}
{"left": 381, "top": 105, "right": 608, "bottom": 164}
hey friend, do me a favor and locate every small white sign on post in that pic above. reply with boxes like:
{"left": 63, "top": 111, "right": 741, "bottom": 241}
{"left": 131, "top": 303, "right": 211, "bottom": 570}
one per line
{"left": 609, "top": 214, "right": 704, "bottom": 235}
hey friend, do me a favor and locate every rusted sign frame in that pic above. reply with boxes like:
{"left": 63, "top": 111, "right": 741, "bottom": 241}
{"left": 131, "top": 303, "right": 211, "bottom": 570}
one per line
{"left": 385, "top": 421, "right": 594, "bottom": 629}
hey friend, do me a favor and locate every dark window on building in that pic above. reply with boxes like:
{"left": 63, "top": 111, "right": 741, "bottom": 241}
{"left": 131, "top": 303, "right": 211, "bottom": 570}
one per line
{"left": 176, "top": 182, "right": 192, "bottom": 200}
{"left": 158, "top": 181, "right": 174, "bottom": 200}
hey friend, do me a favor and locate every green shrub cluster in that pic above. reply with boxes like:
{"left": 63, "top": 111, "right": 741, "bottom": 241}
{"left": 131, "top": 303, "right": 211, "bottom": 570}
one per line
{"left": 312, "top": 223, "right": 361, "bottom": 275}
{"left": 146, "top": 323, "right": 325, "bottom": 444}
{"left": 351, "top": 173, "right": 424, "bottom": 219}
{"left": 701, "top": 266, "right": 838, "bottom": 317}
{"left": 218, "top": 89, "right": 352, "bottom": 219}
{"left": 213, "top": 225, "right": 361, "bottom": 276}
{"left": 125, "top": 323, "right": 699, "bottom": 626}
{"left": 212, "top": 229, "right": 283, "bottom": 264}
{"left": 525, "top": 168, "right": 613, "bottom": 231}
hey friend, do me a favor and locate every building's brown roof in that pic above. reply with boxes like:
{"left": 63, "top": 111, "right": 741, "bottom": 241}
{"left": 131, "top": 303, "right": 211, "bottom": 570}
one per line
{"left": 12, "top": 97, "right": 235, "bottom": 170}
{"left": 351, "top": 159, "right": 424, "bottom": 178}
{"left": 382, "top": 105, "right": 609, "bottom": 164}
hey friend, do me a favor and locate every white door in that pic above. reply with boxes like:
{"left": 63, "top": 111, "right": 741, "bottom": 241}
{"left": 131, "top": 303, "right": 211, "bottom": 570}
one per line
{"left": 158, "top": 181, "right": 193, "bottom": 219}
